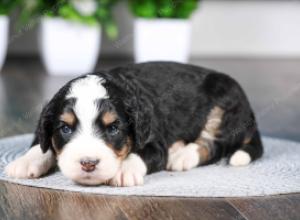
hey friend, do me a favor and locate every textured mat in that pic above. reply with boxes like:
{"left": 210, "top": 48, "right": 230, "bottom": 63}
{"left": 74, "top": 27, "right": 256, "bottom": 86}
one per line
{"left": 0, "top": 134, "right": 299, "bottom": 197}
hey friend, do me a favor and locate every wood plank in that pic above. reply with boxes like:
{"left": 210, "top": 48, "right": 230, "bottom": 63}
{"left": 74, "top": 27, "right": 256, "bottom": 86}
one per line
{"left": 227, "top": 194, "right": 300, "bottom": 220}
{"left": 0, "top": 182, "right": 246, "bottom": 220}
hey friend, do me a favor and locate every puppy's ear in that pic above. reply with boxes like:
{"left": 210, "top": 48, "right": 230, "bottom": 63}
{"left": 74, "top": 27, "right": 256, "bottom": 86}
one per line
{"left": 34, "top": 85, "right": 70, "bottom": 153}
{"left": 117, "top": 82, "right": 154, "bottom": 150}
{"left": 127, "top": 95, "right": 153, "bottom": 150}
{"left": 35, "top": 100, "right": 57, "bottom": 153}
{"left": 102, "top": 69, "right": 154, "bottom": 150}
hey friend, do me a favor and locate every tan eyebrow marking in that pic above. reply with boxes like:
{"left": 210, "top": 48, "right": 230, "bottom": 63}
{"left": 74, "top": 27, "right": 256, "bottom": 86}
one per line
{"left": 102, "top": 111, "right": 117, "bottom": 126}
{"left": 60, "top": 112, "right": 76, "bottom": 126}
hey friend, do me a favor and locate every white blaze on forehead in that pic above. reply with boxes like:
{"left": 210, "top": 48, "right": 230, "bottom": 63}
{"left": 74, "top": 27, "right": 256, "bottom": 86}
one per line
{"left": 67, "top": 75, "right": 107, "bottom": 100}
{"left": 67, "top": 75, "right": 108, "bottom": 133}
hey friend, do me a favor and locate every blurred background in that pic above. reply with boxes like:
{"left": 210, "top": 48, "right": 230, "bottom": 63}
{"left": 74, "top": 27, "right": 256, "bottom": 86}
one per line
{"left": 0, "top": 0, "right": 299, "bottom": 142}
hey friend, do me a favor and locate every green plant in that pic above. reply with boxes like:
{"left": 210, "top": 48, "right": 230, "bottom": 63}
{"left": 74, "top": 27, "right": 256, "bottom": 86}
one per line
{"left": 0, "top": 0, "right": 19, "bottom": 15}
{"left": 19, "top": 0, "right": 119, "bottom": 39}
{"left": 129, "top": 0, "right": 199, "bottom": 19}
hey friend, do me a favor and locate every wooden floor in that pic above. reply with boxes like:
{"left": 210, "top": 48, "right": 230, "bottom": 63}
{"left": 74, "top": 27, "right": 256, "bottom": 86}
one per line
{"left": 0, "top": 57, "right": 299, "bottom": 220}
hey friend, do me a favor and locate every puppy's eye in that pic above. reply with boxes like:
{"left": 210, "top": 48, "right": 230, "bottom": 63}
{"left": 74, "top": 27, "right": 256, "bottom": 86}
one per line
{"left": 61, "top": 125, "right": 73, "bottom": 134}
{"left": 107, "top": 124, "right": 119, "bottom": 135}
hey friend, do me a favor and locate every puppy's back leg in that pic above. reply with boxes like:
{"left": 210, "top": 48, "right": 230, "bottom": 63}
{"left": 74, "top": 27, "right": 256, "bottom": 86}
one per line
{"left": 167, "top": 139, "right": 221, "bottom": 171}
{"left": 5, "top": 143, "right": 56, "bottom": 178}
{"left": 229, "top": 129, "right": 263, "bottom": 166}
{"left": 167, "top": 106, "right": 224, "bottom": 171}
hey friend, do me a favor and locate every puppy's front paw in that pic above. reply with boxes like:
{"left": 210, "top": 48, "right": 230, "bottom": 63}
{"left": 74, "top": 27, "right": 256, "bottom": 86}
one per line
{"left": 5, "top": 145, "right": 55, "bottom": 179}
{"left": 109, "top": 154, "right": 146, "bottom": 187}
{"left": 5, "top": 157, "right": 42, "bottom": 178}
{"left": 167, "top": 143, "right": 200, "bottom": 171}
{"left": 109, "top": 169, "right": 144, "bottom": 187}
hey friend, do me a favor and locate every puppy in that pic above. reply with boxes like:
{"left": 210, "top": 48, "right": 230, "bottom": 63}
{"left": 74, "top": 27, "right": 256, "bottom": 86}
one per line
{"left": 5, "top": 62, "right": 263, "bottom": 186}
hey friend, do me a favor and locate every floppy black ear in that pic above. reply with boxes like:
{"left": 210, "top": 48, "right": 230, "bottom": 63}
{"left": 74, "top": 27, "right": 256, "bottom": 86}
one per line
{"left": 119, "top": 79, "right": 155, "bottom": 149}
{"left": 34, "top": 99, "right": 57, "bottom": 153}
{"left": 125, "top": 92, "right": 153, "bottom": 150}
{"left": 103, "top": 70, "right": 154, "bottom": 150}
{"left": 101, "top": 67, "right": 160, "bottom": 152}
{"left": 33, "top": 84, "right": 71, "bottom": 153}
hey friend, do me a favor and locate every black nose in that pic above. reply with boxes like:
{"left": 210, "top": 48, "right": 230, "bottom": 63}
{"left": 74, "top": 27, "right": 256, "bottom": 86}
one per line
{"left": 80, "top": 158, "right": 100, "bottom": 172}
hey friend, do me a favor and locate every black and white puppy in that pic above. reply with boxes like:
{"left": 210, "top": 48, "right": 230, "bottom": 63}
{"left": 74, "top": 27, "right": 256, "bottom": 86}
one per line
{"left": 5, "top": 62, "right": 263, "bottom": 186}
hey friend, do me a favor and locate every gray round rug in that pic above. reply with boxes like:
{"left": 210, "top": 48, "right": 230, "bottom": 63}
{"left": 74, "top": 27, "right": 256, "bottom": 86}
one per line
{"left": 0, "top": 134, "right": 299, "bottom": 197}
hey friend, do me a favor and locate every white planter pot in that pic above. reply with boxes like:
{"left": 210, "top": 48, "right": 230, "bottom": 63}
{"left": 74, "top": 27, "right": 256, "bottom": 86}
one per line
{"left": 0, "top": 16, "right": 9, "bottom": 71}
{"left": 40, "top": 17, "right": 101, "bottom": 75}
{"left": 134, "top": 19, "right": 191, "bottom": 63}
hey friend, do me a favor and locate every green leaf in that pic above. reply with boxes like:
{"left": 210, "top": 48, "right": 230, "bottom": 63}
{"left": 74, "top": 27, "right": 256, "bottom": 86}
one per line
{"left": 0, "top": 0, "right": 19, "bottom": 15}
{"left": 175, "top": 1, "right": 198, "bottom": 19}
{"left": 96, "top": 7, "right": 109, "bottom": 19}
{"left": 158, "top": 0, "right": 175, "bottom": 18}
{"left": 129, "top": 0, "right": 200, "bottom": 19}
{"left": 13, "top": 0, "right": 119, "bottom": 39}
{"left": 129, "top": 0, "right": 157, "bottom": 18}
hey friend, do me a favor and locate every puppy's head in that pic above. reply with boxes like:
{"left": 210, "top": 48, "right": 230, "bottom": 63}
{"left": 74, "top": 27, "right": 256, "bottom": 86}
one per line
{"left": 36, "top": 75, "right": 133, "bottom": 185}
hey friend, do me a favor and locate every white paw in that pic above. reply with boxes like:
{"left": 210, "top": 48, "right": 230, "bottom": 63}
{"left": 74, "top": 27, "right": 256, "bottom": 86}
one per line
{"left": 5, "top": 145, "right": 55, "bottom": 179}
{"left": 167, "top": 143, "right": 200, "bottom": 171}
{"left": 109, "top": 154, "right": 146, "bottom": 187}
{"left": 109, "top": 169, "right": 144, "bottom": 187}
{"left": 229, "top": 150, "right": 251, "bottom": 166}
{"left": 5, "top": 157, "right": 43, "bottom": 178}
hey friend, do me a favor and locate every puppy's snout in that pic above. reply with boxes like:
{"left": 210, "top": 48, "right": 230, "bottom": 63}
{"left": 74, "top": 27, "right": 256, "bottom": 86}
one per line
{"left": 80, "top": 158, "right": 100, "bottom": 172}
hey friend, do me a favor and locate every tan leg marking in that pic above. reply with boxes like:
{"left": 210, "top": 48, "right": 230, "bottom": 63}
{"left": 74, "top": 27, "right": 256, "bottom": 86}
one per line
{"left": 200, "top": 106, "right": 224, "bottom": 140}
{"left": 167, "top": 106, "right": 224, "bottom": 171}
{"left": 195, "top": 139, "right": 211, "bottom": 165}
{"left": 243, "top": 136, "right": 252, "bottom": 145}
{"left": 196, "top": 106, "right": 224, "bottom": 164}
